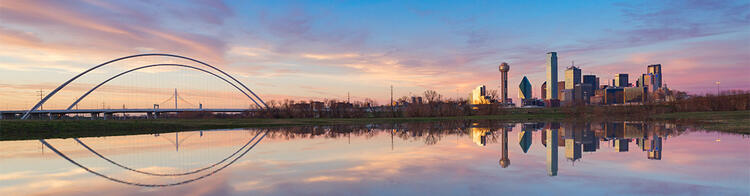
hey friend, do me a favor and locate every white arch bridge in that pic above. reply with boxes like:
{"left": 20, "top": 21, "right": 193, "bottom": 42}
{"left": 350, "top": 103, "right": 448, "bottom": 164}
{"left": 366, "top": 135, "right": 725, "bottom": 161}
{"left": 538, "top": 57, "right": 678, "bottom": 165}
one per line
{"left": 0, "top": 54, "right": 267, "bottom": 120}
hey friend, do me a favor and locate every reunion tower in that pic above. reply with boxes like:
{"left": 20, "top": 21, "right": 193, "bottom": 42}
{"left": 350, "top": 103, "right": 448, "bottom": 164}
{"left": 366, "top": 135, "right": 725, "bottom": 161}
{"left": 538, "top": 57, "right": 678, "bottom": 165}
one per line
{"left": 499, "top": 62, "right": 510, "bottom": 103}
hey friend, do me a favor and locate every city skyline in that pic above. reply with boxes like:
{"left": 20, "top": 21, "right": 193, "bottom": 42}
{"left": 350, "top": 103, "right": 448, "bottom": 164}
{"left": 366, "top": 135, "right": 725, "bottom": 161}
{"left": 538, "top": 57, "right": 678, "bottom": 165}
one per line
{"left": 1, "top": 0, "right": 749, "bottom": 110}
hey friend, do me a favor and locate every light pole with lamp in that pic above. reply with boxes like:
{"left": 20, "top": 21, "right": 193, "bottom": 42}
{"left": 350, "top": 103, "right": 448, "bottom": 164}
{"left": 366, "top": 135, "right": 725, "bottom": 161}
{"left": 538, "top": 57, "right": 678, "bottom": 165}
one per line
{"left": 715, "top": 81, "right": 720, "bottom": 95}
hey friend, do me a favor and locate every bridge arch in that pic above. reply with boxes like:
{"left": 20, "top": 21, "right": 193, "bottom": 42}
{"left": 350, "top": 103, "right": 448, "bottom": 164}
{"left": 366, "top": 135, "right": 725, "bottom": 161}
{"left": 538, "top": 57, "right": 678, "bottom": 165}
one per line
{"left": 67, "top": 63, "right": 260, "bottom": 110}
{"left": 22, "top": 53, "right": 267, "bottom": 119}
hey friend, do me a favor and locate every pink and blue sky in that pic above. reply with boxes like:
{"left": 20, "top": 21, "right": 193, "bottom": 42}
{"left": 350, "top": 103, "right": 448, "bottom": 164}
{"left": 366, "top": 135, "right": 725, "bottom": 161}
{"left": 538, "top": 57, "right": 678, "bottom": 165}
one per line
{"left": 1, "top": 0, "right": 748, "bottom": 109}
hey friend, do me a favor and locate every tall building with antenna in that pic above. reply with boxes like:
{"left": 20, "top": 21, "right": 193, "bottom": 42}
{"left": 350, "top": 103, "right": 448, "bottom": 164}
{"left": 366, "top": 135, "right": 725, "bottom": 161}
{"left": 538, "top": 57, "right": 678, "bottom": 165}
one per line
{"left": 565, "top": 65, "right": 581, "bottom": 89}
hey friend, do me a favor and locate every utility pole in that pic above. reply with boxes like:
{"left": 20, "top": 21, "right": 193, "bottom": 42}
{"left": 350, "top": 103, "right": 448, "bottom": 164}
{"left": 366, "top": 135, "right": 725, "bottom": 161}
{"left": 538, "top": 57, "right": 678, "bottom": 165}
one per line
{"left": 347, "top": 92, "right": 350, "bottom": 103}
{"left": 390, "top": 85, "right": 394, "bottom": 116}
{"left": 36, "top": 89, "right": 44, "bottom": 110}
{"left": 390, "top": 85, "right": 393, "bottom": 107}
{"left": 391, "top": 129, "right": 394, "bottom": 151}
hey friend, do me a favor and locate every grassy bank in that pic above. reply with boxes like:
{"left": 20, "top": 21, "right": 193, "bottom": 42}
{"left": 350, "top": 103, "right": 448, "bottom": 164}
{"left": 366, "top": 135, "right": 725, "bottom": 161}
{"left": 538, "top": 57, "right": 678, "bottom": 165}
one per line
{"left": 1, "top": 110, "right": 747, "bottom": 141}
{"left": 0, "top": 112, "right": 566, "bottom": 141}
{"left": 651, "top": 110, "right": 750, "bottom": 133}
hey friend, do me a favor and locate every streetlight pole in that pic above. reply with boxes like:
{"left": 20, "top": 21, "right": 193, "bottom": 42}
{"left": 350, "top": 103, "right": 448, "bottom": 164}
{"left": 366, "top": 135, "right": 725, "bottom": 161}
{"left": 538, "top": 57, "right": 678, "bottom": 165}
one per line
{"left": 715, "top": 81, "right": 720, "bottom": 95}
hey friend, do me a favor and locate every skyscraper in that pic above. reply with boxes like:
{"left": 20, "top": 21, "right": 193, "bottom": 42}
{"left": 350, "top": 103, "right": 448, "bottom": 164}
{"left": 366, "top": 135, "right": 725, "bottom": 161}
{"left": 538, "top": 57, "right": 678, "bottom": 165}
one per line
{"left": 614, "top": 74, "right": 629, "bottom": 87}
{"left": 615, "top": 139, "right": 629, "bottom": 152}
{"left": 541, "top": 81, "right": 547, "bottom": 100}
{"left": 546, "top": 52, "right": 558, "bottom": 100}
{"left": 519, "top": 76, "right": 532, "bottom": 100}
{"left": 546, "top": 123, "right": 559, "bottom": 176}
{"left": 519, "top": 128, "right": 533, "bottom": 153}
{"left": 583, "top": 74, "right": 598, "bottom": 95}
{"left": 638, "top": 74, "right": 647, "bottom": 87}
{"left": 471, "top": 85, "right": 492, "bottom": 104}
{"left": 583, "top": 75, "right": 597, "bottom": 88}
{"left": 648, "top": 64, "right": 662, "bottom": 89}
{"left": 499, "top": 62, "right": 510, "bottom": 103}
{"left": 565, "top": 66, "right": 581, "bottom": 89}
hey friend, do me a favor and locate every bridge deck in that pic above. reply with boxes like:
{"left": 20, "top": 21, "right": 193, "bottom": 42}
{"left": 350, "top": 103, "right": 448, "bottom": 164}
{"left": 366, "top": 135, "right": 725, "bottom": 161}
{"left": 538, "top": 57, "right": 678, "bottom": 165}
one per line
{"left": 0, "top": 108, "right": 258, "bottom": 114}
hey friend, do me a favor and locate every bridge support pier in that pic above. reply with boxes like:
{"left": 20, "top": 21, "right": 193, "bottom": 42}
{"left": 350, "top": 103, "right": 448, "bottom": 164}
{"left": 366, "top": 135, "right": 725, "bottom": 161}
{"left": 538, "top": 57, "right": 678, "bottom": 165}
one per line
{"left": 0, "top": 112, "right": 15, "bottom": 120}
{"left": 31, "top": 113, "right": 43, "bottom": 120}
{"left": 90, "top": 112, "right": 99, "bottom": 120}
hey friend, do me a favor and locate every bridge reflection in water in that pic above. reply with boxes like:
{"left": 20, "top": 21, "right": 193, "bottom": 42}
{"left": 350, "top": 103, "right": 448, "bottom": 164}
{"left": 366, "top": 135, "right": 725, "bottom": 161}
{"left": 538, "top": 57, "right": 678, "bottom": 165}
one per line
{"left": 52, "top": 121, "right": 675, "bottom": 183}
{"left": 40, "top": 129, "right": 268, "bottom": 187}
{"left": 7, "top": 120, "right": 746, "bottom": 195}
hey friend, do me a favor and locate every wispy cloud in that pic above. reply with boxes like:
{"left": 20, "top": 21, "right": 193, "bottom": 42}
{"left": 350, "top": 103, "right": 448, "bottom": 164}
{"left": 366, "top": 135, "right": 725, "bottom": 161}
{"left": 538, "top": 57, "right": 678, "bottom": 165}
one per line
{"left": 0, "top": 0, "right": 748, "bottom": 106}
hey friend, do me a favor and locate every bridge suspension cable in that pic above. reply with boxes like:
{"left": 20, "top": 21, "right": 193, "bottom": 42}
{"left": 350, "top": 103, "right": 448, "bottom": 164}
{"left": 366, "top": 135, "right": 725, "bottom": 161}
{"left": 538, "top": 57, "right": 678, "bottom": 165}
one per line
{"left": 155, "top": 89, "right": 196, "bottom": 108}
{"left": 175, "top": 90, "right": 196, "bottom": 107}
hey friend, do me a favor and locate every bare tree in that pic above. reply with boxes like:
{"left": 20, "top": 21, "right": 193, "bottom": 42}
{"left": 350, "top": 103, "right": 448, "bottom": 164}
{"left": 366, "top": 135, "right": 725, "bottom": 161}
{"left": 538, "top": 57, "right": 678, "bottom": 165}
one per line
{"left": 424, "top": 90, "right": 442, "bottom": 103}
{"left": 397, "top": 96, "right": 409, "bottom": 103}
{"left": 487, "top": 89, "right": 499, "bottom": 101}
{"left": 363, "top": 98, "right": 375, "bottom": 105}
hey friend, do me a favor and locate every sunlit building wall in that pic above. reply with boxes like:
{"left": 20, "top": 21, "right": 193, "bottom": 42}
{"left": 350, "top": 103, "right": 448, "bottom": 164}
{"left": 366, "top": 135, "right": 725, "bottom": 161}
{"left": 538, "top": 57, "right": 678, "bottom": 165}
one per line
{"left": 471, "top": 85, "right": 492, "bottom": 105}
{"left": 615, "top": 139, "right": 629, "bottom": 152}
{"left": 648, "top": 64, "right": 662, "bottom": 90}
{"left": 614, "top": 74, "right": 629, "bottom": 87}
{"left": 565, "top": 66, "right": 581, "bottom": 89}
{"left": 565, "top": 139, "right": 582, "bottom": 161}
{"left": 648, "top": 137, "right": 662, "bottom": 160}
{"left": 624, "top": 87, "right": 648, "bottom": 103}
{"left": 470, "top": 127, "right": 491, "bottom": 146}
{"left": 541, "top": 81, "right": 547, "bottom": 100}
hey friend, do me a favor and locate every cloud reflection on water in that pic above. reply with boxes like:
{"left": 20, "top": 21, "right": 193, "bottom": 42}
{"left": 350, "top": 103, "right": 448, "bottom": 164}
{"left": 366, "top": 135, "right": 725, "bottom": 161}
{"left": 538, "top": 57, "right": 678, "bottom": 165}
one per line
{"left": 0, "top": 121, "right": 748, "bottom": 195}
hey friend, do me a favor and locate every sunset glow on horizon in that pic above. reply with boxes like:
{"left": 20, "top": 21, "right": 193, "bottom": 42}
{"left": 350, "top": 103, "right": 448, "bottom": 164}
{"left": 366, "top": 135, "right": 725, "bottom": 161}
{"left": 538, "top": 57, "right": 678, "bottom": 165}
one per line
{"left": 1, "top": 0, "right": 748, "bottom": 110}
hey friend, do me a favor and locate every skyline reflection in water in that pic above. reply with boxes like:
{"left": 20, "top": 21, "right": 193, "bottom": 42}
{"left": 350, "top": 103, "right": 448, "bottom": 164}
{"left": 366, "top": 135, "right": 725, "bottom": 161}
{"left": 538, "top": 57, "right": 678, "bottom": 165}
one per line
{"left": 0, "top": 121, "right": 748, "bottom": 196}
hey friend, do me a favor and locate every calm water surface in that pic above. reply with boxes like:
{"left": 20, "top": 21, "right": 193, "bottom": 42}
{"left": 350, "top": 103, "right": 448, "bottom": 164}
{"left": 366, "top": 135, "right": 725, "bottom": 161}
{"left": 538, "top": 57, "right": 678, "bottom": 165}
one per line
{"left": 1, "top": 121, "right": 748, "bottom": 196}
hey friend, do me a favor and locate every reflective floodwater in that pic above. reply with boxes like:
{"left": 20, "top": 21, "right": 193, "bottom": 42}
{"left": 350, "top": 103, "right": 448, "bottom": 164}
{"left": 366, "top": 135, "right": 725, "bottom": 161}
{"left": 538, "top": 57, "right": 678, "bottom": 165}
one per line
{"left": 1, "top": 121, "right": 749, "bottom": 196}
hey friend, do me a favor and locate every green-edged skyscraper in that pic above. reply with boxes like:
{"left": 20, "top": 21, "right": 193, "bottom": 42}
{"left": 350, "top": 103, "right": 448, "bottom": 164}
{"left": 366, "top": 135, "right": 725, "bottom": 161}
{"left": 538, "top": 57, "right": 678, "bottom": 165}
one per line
{"left": 519, "top": 76, "right": 532, "bottom": 100}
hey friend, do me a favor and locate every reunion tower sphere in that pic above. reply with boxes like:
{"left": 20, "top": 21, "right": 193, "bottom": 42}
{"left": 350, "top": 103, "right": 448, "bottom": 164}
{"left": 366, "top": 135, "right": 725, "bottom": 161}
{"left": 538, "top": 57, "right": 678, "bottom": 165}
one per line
{"left": 499, "top": 62, "right": 510, "bottom": 72}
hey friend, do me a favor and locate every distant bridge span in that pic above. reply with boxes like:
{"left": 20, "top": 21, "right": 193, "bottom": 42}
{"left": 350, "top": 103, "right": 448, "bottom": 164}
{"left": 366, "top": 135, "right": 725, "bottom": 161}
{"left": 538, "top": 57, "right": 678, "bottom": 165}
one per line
{"left": 20, "top": 53, "right": 268, "bottom": 119}
{"left": 1, "top": 108, "right": 259, "bottom": 120}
